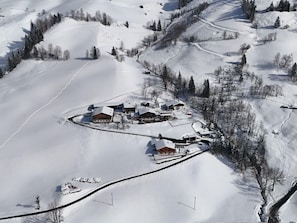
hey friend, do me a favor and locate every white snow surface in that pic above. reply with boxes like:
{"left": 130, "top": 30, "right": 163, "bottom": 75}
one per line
{"left": 1, "top": 0, "right": 297, "bottom": 222}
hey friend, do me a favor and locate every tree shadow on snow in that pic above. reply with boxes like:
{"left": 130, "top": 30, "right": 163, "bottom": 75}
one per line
{"left": 217, "top": 7, "right": 246, "bottom": 21}
{"left": 16, "top": 203, "right": 34, "bottom": 208}
{"left": 80, "top": 112, "right": 92, "bottom": 123}
{"left": 268, "top": 73, "right": 288, "bottom": 82}
{"left": 145, "top": 141, "right": 157, "bottom": 155}
{"left": 162, "top": 1, "right": 178, "bottom": 11}
{"left": 232, "top": 177, "right": 261, "bottom": 203}
{"left": 74, "top": 57, "right": 95, "bottom": 61}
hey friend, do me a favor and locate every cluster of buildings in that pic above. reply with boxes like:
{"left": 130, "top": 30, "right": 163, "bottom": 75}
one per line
{"left": 91, "top": 100, "right": 185, "bottom": 124}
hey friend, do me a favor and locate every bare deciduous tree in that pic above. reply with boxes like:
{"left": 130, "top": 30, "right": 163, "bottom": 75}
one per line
{"left": 47, "top": 201, "right": 63, "bottom": 223}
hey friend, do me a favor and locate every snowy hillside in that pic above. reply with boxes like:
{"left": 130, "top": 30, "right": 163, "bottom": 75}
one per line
{"left": 0, "top": 0, "right": 297, "bottom": 223}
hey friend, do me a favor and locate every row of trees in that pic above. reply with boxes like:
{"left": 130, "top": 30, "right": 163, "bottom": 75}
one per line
{"left": 3, "top": 12, "right": 63, "bottom": 75}
{"left": 146, "top": 20, "right": 162, "bottom": 32}
{"left": 266, "top": 0, "right": 295, "bottom": 12}
{"left": 195, "top": 63, "right": 284, "bottom": 221}
{"left": 23, "top": 13, "right": 63, "bottom": 60}
{"left": 22, "top": 200, "right": 63, "bottom": 223}
{"left": 178, "top": 0, "right": 194, "bottom": 8}
{"left": 241, "top": 0, "right": 257, "bottom": 22}
{"left": 160, "top": 2, "right": 209, "bottom": 48}
{"left": 67, "top": 9, "right": 113, "bottom": 26}
{"left": 273, "top": 52, "right": 293, "bottom": 69}
{"left": 86, "top": 46, "right": 101, "bottom": 60}
{"left": 31, "top": 43, "right": 70, "bottom": 60}
{"left": 272, "top": 53, "right": 297, "bottom": 83}
{"left": 141, "top": 60, "right": 210, "bottom": 99}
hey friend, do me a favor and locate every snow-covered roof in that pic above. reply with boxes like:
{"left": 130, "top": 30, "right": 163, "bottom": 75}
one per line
{"left": 124, "top": 102, "right": 136, "bottom": 109}
{"left": 164, "top": 100, "right": 184, "bottom": 107}
{"left": 138, "top": 107, "right": 157, "bottom": 116}
{"left": 152, "top": 139, "right": 176, "bottom": 151}
{"left": 93, "top": 106, "right": 114, "bottom": 117}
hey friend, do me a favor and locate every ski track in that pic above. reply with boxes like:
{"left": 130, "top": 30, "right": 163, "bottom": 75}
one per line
{"left": 0, "top": 61, "right": 91, "bottom": 150}
{"left": 191, "top": 42, "right": 226, "bottom": 58}
{"left": 199, "top": 17, "right": 250, "bottom": 35}
{"left": 280, "top": 109, "right": 293, "bottom": 131}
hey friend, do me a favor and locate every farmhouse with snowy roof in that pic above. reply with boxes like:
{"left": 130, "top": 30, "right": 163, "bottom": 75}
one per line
{"left": 151, "top": 138, "right": 177, "bottom": 155}
{"left": 123, "top": 102, "right": 136, "bottom": 113}
{"left": 92, "top": 106, "right": 114, "bottom": 123}
{"left": 136, "top": 107, "right": 158, "bottom": 123}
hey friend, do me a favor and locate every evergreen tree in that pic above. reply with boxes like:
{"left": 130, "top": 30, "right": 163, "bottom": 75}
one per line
{"left": 188, "top": 76, "right": 196, "bottom": 95}
{"left": 241, "top": 54, "right": 247, "bottom": 66}
{"left": 241, "top": 0, "right": 256, "bottom": 22}
{"left": 291, "top": 62, "right": 297, "bottom": 82}
{"left": 33, "top": 46, "right": 39, "bottom": 58}
{"left": 7, "top": 53, "right": 18, "bottom": 72}
{"left": 161, "top": 65, "right": 169, "bottom": 90}
{"left": 151, "top": 21, "right": 157, "bottom": 31}
{"left": 111, "top": 46, "right": 117, "bottom": 56}
{"left": 0, "top": 68, "right": 3, "bottom": 78}
{"left": 174, "top": 71, "right": 182, "bottom": 97}
{"left": 92, "top": 46, "right": 98, "bottom": 59}
{"left": 268, "top": 2, "right": 274, "bottom": 11}
{"left": 157, "top": 19, "right": 162, "bottom": 31}
{"left": 274, "top": 16, "right": 281, "bottom": 28}
{"left": 201, "top": 79, "right": 210, "bottom": 98}
{"left": 90, "top": 46, "right": 100, "bottom": 59}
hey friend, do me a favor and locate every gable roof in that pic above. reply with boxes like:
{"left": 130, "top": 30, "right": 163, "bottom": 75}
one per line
{"left": 164, "top": 100, "right": 184, "bottom": 107}
{"left": 93, "top": 106, "right": 114, "bottom": 117}
{"left": 138, "top": 107, "right": 157, "bottom": 116}
{"left": 124, "top": 102, "right": 136, "bottom": 109}
{"left": 152, "top": 139, "right": 176, "bottom": 151}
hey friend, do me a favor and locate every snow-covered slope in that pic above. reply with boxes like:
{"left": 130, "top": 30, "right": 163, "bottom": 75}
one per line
{"left": 1, "top": 0, "right": 297, "bottom": 222}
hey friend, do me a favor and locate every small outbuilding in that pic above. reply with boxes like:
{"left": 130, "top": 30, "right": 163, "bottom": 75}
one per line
{"left": 162, "top": 100, "right": 184, "bottom": 110}
{"left": 92, "top": 106, "right": 114, "bottom": 123}
{"left": 151, "top": 139, "right": 176, "bottom": 155}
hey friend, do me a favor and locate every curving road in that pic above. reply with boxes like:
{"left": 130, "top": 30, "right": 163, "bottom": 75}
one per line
{"left": 0, "top": 147, "right": 208, "bottom": 221}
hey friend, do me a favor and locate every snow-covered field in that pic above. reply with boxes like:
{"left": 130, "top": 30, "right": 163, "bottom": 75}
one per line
{"left": 1, "top": 0, "right": 297, "bottom": 222}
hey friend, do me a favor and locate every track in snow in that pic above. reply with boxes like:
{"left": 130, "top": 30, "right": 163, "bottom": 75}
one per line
{"left": 0, "top": 61, "right": 92, "bottom": 150}
{"left": 191, "top": 42, "right": 226, "bottom": 58}
{"left": 198, "top": 17, "right": 251, "bottom": 35}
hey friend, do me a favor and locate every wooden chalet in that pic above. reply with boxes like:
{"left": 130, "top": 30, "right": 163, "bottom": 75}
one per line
{"left": 151, "top": 139, "right": 177, "bottom": 155}
{"left": 92, "top": 106, "right": 114, "bottom": 123}
{"left": 137, "top": 107, "right": 158, "bottom": 122}
{"left": 123, "top": 102, "right": 136, "bottom": 113}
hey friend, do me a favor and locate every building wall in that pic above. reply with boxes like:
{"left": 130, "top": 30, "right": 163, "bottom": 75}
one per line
{"left": 157, "top": 147, "right": 176, "bottom": 155}
{"left": 92, "top": 113, "right": 112, "bottom": 123}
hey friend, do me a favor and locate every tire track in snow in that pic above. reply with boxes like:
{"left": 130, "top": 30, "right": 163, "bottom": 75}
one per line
{"left": 0, "top": 61, "right": 92, "bottom": 150}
